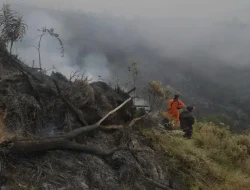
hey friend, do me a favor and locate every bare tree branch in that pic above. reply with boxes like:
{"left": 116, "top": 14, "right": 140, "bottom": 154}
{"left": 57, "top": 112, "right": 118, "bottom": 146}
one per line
{"left": 28, "top": 45, "right": 38, "bottom": 50}
{"left": 126, "top": 87, "right": 136, "bottom": 94}
{"left": 128, "top": 114, "right": 148, "bottom": 128}
{"left": 64, "top": 97, "right": 132, "bottom": 139}
{"left": 0, "top": 97, "right": 132, "bottom": 156}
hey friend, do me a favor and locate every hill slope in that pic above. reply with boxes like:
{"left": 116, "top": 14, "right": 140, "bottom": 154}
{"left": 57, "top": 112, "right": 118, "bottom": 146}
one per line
{"left": 142, "top": 122, "right": 250, "bottom": 190}
{"left": 0, "top": 48, "right": 249, "bottom": 190}
{"left": 0, "top": 49, "right": 187, "bottom": 190}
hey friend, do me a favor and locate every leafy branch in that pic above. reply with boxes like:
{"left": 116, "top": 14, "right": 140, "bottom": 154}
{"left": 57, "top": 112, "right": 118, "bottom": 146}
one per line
{"left": 0, "top": 3, "right": 27, "bottom": 54}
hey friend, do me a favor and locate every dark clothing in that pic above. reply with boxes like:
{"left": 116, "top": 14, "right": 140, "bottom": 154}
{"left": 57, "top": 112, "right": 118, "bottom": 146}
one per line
{"left": 180, "top": 110, "right": 195, "bottom": 138}
{"left": 183, "top": 127, "right": 193, "bottom": 139}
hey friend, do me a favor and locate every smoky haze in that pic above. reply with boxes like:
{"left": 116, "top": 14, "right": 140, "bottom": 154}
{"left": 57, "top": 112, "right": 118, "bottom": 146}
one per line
{"left": 4, "top": 1, "right": 250, "bottom": 91}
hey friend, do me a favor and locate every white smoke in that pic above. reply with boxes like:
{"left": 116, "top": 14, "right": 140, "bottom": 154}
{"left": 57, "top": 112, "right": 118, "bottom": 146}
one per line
{"left": 7, "top": 2, "right": 250, "bottom": 86}
{"left": 81, "top": 53, "right": 111, "bottom": 81}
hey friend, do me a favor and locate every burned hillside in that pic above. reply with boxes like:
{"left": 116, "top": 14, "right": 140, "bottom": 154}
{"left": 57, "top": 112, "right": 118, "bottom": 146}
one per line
{"left": 1, "top": 3, "right": 250, "bottom": 189}
{"left": 0, "top": 46, "right": 187, "bottom": 190}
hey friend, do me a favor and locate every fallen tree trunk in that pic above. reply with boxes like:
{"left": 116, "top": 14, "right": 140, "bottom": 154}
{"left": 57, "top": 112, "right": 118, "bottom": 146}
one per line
{"left": 7, "top": 138, "right": 117, "bottom": 157}
{"left": 9, "top": 138, "right": 70, "bottom": 153}
{"left": 0, "top": 97, "right": 132, "bottom": 156}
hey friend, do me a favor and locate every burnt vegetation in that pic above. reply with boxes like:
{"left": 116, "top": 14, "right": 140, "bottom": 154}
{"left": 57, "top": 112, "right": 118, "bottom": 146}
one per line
{"left": 0, "top": 4, "right": 183, "bottom": 190}
{"left": 0, "top": 3, "right": 249, "bottom": 190}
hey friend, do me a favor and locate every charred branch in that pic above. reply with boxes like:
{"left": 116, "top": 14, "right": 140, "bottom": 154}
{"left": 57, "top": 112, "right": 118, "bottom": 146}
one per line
{"left": 128, "top": 115, "right": 148, "bottom": 128}
{"left": 63, "top": 97, "right": 132, "bottom": 139}
{"left": 134, "top": 105, "right": 149, "bottom": 108}
{"left": 126, "top": 87, "right": 136, "bottom": 94}
{"left": 6, "top": 138, "right": 117, "bottom": 157}
{"left": 0, "top": 97, "right": 132, "bottom": 156}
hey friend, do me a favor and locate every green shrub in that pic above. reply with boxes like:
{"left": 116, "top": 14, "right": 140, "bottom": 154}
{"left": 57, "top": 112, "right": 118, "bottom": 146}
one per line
{"left": 141, "top": 122, "right": 250, "bottom": 190}
{"left": 200, "top": 114, "right": 234, "bottom": 128}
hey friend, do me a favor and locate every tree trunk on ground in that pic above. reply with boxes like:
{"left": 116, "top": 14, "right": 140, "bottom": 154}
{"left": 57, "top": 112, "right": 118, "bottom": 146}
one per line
{"left": 0, "top": 97, "right": 132, "bottom": 156}
{"left": 5, "top": 138, "right": 117, "bottom": 157}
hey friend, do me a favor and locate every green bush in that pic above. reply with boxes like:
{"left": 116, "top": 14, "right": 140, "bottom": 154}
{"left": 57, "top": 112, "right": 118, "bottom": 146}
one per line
{"left": 200, "top": 114, "right": 234, "bottom": 128}
{"left": 141, "top": 122, "right": 250, "bottom": 190}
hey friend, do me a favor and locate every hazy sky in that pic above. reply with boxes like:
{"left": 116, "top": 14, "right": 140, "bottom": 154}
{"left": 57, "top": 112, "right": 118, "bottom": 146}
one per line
{"left": 2, "top": 0, "right": 250, "bottom": 84}
{"left": 5, "top": 0, "right": 250, "bottom": 20}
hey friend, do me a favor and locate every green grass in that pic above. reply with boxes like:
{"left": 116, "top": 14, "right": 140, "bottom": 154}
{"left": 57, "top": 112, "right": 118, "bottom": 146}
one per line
{"left": 200, "top": 113, "right": 234, "bottom": 128}
{"left": 141, "top": 122, "right": 250, "bottom": 190}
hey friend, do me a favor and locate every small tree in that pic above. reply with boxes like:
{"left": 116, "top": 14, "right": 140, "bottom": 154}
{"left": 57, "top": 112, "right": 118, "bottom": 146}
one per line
{"left": 9, "top": 15, "right": 27, "bottom": 54}
{"left": 0, "top": 4, "right": 27, "bottom": 54}
{"left": 31, "top": 27, "right": 64, "bottom": 75}
{"left": 144, "top": 80, "right": 172, "bottom": 111}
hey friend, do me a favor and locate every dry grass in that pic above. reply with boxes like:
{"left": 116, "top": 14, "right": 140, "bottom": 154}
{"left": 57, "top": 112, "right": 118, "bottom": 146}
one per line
{"left": 141, "top": 122, "right": 250, "bottom": 190}
{"left": 3, "top": 151, "right": 89, "bottom": 190}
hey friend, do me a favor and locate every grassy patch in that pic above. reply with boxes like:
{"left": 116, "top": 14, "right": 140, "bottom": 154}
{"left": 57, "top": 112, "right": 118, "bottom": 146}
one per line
{"left": 141, "top": 122, "right": 250, "bottom": 190}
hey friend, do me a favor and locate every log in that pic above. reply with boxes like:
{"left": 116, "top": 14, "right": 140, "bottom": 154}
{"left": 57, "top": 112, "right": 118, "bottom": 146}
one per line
{"left": 9, "top": 138, "right": 69, "bottom": 153}
{"left": 0, "top": 97, "right": 132, "bottom": 156}
{"left": 7, "top": 138, "right": 117, "bottom": 157}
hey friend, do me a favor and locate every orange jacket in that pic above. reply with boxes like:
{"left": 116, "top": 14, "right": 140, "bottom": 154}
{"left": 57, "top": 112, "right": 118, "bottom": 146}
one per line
{"left": 166, "top": 99, "right": 185, "bottom": 122}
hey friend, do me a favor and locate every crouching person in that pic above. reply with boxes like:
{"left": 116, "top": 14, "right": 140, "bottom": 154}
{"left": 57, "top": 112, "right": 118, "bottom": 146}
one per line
{"left": 180, "top": 106, "right": 195, "bottom": 138}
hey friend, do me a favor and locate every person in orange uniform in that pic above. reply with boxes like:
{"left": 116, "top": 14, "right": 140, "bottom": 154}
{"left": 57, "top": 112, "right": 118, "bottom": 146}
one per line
{"left": 167, "top": 93, "right": 185, "bottom": 125}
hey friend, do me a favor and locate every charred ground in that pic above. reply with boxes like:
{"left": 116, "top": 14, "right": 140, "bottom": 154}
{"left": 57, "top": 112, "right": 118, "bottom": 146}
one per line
{"left": 0, "top": 47, "right": 187, "bottom": 190}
